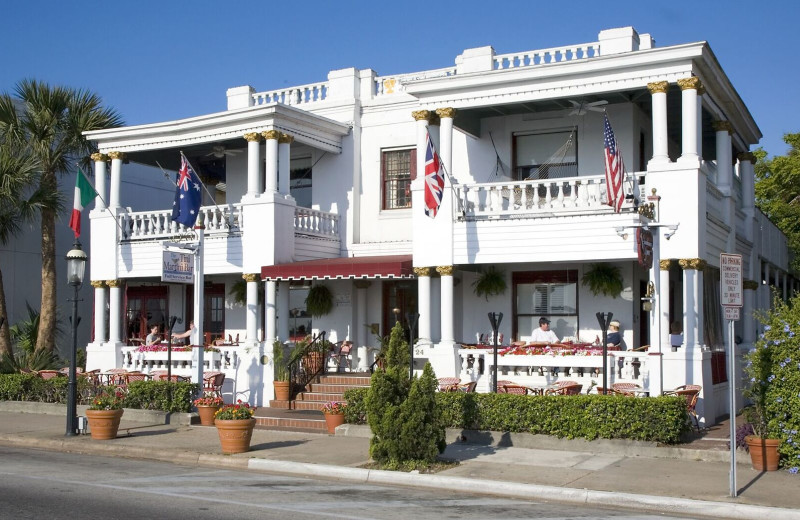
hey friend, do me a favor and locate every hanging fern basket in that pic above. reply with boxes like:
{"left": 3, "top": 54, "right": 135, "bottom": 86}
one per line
{"left": 581, "top": 263, "right": 624, "bottom": 298}
{"left": 472, "top": 267, "right": 507, "bottom": 301}
{"left": 305, "top": 284, "right": 333, "bottom": 317}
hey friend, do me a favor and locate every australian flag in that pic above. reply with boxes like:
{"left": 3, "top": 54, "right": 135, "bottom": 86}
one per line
{"left": 171, "top": 155, "right": 202, "bottom": 227}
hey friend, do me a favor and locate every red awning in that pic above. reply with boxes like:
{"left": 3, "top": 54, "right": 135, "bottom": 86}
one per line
{"left": 261, "top": 255, "right": 413, "bottom": 281}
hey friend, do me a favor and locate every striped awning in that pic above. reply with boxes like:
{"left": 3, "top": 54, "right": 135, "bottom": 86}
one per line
{"left": 260, "top": 255, "right": 413, "bottom": 281}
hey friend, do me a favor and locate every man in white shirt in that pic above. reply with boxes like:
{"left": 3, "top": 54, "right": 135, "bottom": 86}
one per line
{"left": 530, "top": 317, "right": 559, "bottom": 343}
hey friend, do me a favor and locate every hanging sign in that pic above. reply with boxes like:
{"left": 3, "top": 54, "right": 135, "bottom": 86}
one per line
{"left": 162, "top": 251, "right": 193, "bottom": 283}
{"left": 637, "top": 228, "right": 654, "bottom": 269}
{"left": 720, "top": 253, "right": 743, "bottom": 307}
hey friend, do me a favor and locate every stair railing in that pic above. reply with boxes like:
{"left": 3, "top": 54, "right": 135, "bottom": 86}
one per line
{"left": 287, "top": 331, "right": 329, "bottom": 402}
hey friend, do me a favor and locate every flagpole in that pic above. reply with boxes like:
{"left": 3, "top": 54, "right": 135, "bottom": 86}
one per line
{"left": 426, "top": 133, "right": 465, "bottom": 215}
{"left": 602, "top": 110, "right": 635, "bottom": 204}
{"left": 179, "top": 151, "right": 232, "bottom": 229}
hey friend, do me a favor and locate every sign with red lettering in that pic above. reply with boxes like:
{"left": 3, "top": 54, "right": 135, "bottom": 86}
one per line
{"left": 720, "top": 253, "right": 742, "bottom": 307}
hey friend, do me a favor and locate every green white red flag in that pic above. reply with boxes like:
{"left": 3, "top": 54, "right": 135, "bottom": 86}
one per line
{"left": 68, "top": 168, "right": 97, "bottom": 238}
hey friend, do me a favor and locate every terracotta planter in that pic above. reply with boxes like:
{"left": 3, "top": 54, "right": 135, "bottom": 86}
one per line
{"left": 196, "top": 405, "right": 220, "bottom": 426}
{"left": 745, "top": 435, "right": 781, "bottom": 471}
{"left": 323, "top": 412, "right": 345, "bottom": 434}
{"left": 215, "top": 418, "right": 256, "bottom": 454}
{"left": 274, "top": 381, "right": 290, "bottom": 401}
{"left": 85, "top": 409, "right": 123, "bottom": 440}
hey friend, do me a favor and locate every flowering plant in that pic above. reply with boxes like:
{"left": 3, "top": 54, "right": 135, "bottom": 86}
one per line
{"left": 88, "top": 387, "right": 125, "bottom": 410}
{"left": 214, "top": 400, "right": 255, "bottom": 420}
{"left": 193, "top": 393, "right": 224, "bottom": 407}
{"left": 321, "top": 401, "right": 347, "bottom": 414}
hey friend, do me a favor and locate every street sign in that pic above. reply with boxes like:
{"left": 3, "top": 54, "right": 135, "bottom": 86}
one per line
{"left": 724, "top": 306, "right": 740, "bottom": 321}
{"left": 720, "top": 253, "right": 743, "bottom": 307}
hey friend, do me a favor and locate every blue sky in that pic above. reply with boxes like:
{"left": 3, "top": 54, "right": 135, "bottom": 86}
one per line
{"left": 3, "top": 1, "right": 797, "bottom": 157}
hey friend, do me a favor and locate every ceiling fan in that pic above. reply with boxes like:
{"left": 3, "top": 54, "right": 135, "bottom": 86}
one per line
{"left": 568, "top": 99, "right": 608, "bottom": 116}
{"left": 206, "top": 145, "right": 242, "bottom": 158}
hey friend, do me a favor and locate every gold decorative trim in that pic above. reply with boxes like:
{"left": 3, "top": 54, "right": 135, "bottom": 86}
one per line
{"left": 678, "top": 258, "right": 707, "bottom": 271}
{"left": 278, "top": 133, "right": 294, "bottom": 144}
{"left": 712, "top": 121, "right": 733, "bottom": 134}
{"left": 107, "top": 151, "right": 126, "bottom": 161}
{"left": 743, "top": 280, "right": 759, "bottom": 290}
{"left": 242, "top": 273, "right": 260, "bottom": 283}
{"left": 413, "top": 267, "right": 432, "bottom": 277}
{"left": 697, "top": 85, "right": 706, "bottom": 96}
{"left": 90, "top": 152, "right": 108, "bottom": 162}
{"left": 105, "top": 279, "right": 122, "bottom": 288}
{"left": 436, "top": 265, "right": 454, "bottom": 276}
{"left": 353, "top": 280, "right": 372, "bottom": 289}
{"left": 411, "top": 110, "right": 432, "bottom": 122}
{"left": 435, "top": 107, "right": 456, "bottom": 119}
{"left": 738, "top": 152, "right": 756, "bottom": 164}
{"left": 262, "top": 130, "right": 281, "bottom": 140}
{"left": 243, "top": 132, "right": 261, "bottom": 142}
{"left": 638, "top": 203, "right": 656, "bottom": 220}
{"left": 647, "top": 81, "right": 669, "bottom": 94}
{"left": 660, "top": 259, "right": 673, "bottom": 270}
{"left": 677, "top": 77, "right": 702, "bottom": 91}
{"left": 90, "top": 280, "right": 106, "bottom": 289}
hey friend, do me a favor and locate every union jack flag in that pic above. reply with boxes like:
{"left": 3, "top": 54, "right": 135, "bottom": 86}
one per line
{"left": 171, "top": 155, "right": 202, "bottom": 227}
{"left": 424, "top": 132, "right": 444, "bottom": 218}
{"left": 603, "top": 113, "right": 625, "bottom": 213}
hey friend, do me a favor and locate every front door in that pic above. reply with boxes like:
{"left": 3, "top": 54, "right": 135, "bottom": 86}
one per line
{"left": 381, "top": 280, "right": 418, "bottom": 340}
{"left": 125, "top": 286, "right": 169, "bottom": 343}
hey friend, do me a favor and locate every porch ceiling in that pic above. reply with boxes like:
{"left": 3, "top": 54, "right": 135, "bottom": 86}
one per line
{"left": 261, "top": 255, "right": 413, "bottom": 281}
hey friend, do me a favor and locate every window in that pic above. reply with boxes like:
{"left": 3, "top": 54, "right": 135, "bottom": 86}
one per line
{"left": 186, "top": 283, "right": 226, "bottom": 341}
{"left": 513, "top": 130, "right": 577, "bottom": 180}
{"left": 513, "top": 271, "right": 578, "bottom": 341}
{"left": 382, "top": 148, "right": 416, "bottom": 210}
{"left": 290, "top": 156, "right": 312, "bottom": 208}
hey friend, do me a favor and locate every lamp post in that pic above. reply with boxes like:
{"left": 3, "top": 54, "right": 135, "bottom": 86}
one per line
{"left": 65, "top": 240, "right": 87, "bottom": 436}
{"left": 406, "top": 312, "right": 419, "bottom": 379}
{"left": 596, "top": 312, "right": 613, "bottom": 395}
{"left": 488, "top": 312, "right": 503, "bottom": 393}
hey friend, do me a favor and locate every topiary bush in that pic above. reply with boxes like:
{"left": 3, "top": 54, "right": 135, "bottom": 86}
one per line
{"left": 748, "top": 294, "right": 800, "bottom": 472}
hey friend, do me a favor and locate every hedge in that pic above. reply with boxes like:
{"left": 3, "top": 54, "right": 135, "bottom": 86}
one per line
{"left": 0, "top": 374, "right": 197, "bottom": 413}
{"left": 344, "top": 387, "right": 689, "bottom": 444}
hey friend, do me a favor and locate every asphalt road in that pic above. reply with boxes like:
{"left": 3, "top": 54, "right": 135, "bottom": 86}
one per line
{"left": 0, "top": 446, "right": 703, "bottom": 520}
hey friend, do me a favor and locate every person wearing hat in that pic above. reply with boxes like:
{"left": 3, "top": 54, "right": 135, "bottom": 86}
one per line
{"left": 530, "top": 316, "right": 560, "bottom": 343}
{"left": 607, "top": 320, "right": 622, "bottom": 348}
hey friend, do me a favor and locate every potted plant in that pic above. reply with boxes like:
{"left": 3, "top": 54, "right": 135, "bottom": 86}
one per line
{"left": 472, "top": 266, "right": 507, "bottom": 300}
{"left": 193, "top": 393, "right": 224, "bottom": 426}
{"left": 305, "top": 284, "right": 333, "bottom": 317}
{"left": 85, "top": 386, "right": 125, "bottom": 440}
{"left": 214, "top": 400, "right": 256, "bottom": 454}
{"left": 273, "top": 340, "right": 290, "bottom": 401}
{"left": 321, "top": 401, "right": 347, "bottom": 434}
{"left": 581, "top": 263, "right": 624, "bottom": 298}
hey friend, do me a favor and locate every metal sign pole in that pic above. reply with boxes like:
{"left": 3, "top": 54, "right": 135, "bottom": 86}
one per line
{"left": 729, "top": 318, "right": 737, "bottom": 497}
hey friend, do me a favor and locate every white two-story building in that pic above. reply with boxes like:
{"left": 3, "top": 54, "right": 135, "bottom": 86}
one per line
{"left": 84, "top": 27, "right": 795, "bottom": 426}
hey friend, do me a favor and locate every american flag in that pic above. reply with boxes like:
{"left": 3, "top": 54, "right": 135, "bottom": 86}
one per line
{"left": 603, "top": 113, "right": 625, "bottom": 213}
{"left": 424, "top": 132, "right": 444, "bottom": 218}
{"left": 171, "top": 155, "right": 202, "bottom": 227}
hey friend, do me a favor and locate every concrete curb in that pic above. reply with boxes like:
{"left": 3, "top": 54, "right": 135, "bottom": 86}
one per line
{"left": 337, "top": 424, "right": 750, "bottom": 465}
{"left": 0, "top": 401, "right": 194, "bottom": 425}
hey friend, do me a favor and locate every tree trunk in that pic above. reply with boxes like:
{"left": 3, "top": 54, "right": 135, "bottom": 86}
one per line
{"left": 0, "top": 269, "right": 13, "bottom": 358}
{"left": 36, "top": 172, "right": 58, "bottom": 354}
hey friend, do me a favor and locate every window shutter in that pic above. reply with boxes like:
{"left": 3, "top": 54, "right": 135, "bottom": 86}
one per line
{"left": 410, "top": 148, "right": 417, "bottom": 181}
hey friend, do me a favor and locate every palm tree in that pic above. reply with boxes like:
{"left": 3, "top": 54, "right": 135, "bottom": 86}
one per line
{"left": 0, "top": 80, "right": 123, "bottom": 353}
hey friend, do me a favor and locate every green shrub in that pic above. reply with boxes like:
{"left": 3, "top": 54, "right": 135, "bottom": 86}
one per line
{"left": 124, "top": 381, "right": 198, "bottom": 413}
{"left": 394, "top": 363, "right": 446, "bottom": 462}
{"left": 347, "top": 387, "right": 688, "bottom": 444}
{"left": 0, "top": 373, "right": 93, "bottom": 403}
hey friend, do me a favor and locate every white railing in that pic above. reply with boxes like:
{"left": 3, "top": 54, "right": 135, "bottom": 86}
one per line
{"left": 457, "top": 348, "right": 650, "bottom": 394}
{"left": 374, "top": 66, "right": 457, "bottom": 96}
{"left": 294, "top": 207, "right": 339, "bottom": 238}
{"left": 494, "top": 42, "right": 600, "bottom": 70}
{"left": 457, "top": 174, "right": 613, "bottom": 218}
{"left": 252, "top": 81, "right": 329, "bottom": 106}
{"left": 119, "top": 204, "right": 243, "bottom": 241}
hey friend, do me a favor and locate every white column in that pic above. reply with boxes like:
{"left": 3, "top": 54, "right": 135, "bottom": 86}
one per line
{"left": 91, "top": 153, "right": 108, "bottom": 210}
{"left": 107, "top": 280, "right": 122, "bottom": 344}
{"left": 659, "top": 260, "right": 672, "bottom": 349}
{"left": 738, "top": 152, "right": 756, "bottom": 241}
{"left": 437, "top": 266, "right": 455, "bottom": 345}
{"left": 680, "top": 259, "right": 706, "bottom": 351}
{"left": 244, "top": 133, "right": 261, "bottom": 196}
{"left": 263, "top": 130, "right": 279, "bottom": 194}
{"left": 762, "top": 263, "right": 771, "bottom": 317}
{"left": 436, "top": 108, "right": 455, "bottom": 176}
{"left": 677, "top": 77, "right": 701, "bottom": 164}
{"left": 355, "top": 280, "right": 370, "bottom": 371}
{"left": 647, "top": 81, "right": 670, "bottom": 165}
{"left": 416, "top": 268, "right": 432, "bottom": 344}
{"left": 107, "top": 151, "right": 124, "bottom": 208}
{"left": 277, "top": 281, "right": 290, "bottom": 342}
{"left": 743, "top": 282, "right": 756, "bottom": 344}
{"left": 265, "top": 280, "right": 277, "bottom": 345}
{"left": 91, "top": 281, "right": 107, "bottom": 344}
{"left": 713, "top": 121, "right": 733, "bottom": 194}
{"left": 278, "top": 133, "right": 293, "bottom": 196}
{"left": 782, "top": 271, "right": 788, "bottom": 302}
{"left": 696, "top": 86, "right": 704, "bottom": 159}
{"left": 244, "top": 274, "right": 259, "bottom": 345}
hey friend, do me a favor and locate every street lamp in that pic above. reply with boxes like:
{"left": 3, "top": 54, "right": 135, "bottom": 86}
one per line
{"left": 65, "top": 240, "right": 87, "bottom": 436}
{"left": 487, "top": 312, "right": 503, "bottom": 393}
{"left": 406, "top": 312, "right": 419, "bottom": 379}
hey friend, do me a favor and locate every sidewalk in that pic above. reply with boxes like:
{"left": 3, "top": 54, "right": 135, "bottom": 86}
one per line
{"left": 1, "top": 404, "right": 798, "bottom": 520}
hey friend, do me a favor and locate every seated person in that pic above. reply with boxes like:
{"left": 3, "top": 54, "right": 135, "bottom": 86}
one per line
{"left": 606, "top": 320, "right": 622, "bottom": 348}
{"left": 529, "top": 317, "right": 559, "bottom": 343}
{"left": 171, "top": 320, "right": 195, "bottom": 344}
{"left": 145, "top": 324, "right": 162, "bottom": 345}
